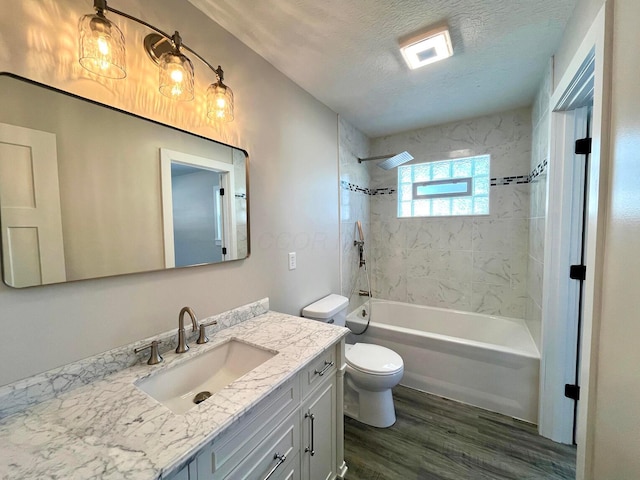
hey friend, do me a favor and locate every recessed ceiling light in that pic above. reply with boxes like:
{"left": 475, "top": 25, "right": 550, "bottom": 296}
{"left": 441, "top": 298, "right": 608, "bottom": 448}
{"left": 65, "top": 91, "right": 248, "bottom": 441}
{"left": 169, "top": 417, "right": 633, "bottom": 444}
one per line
{"left": 399, "top": 25, "right": 453, "bottom": 70}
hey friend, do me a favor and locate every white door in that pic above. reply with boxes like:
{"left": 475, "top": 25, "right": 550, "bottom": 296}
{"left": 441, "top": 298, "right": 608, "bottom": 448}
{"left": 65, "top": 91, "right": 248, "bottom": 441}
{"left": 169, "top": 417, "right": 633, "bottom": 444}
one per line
{"left": 0, "top": 123, "right": 66, "bottom": 287}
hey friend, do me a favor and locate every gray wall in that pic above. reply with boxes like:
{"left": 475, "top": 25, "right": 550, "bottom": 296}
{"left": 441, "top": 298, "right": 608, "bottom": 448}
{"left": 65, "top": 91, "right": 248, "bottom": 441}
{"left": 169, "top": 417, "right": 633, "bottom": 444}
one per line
{"left": 0, "top": 0, "right": 340, "bottom": 386}
{"left": 590, "top": 0, "right": 640, "bottom": 474}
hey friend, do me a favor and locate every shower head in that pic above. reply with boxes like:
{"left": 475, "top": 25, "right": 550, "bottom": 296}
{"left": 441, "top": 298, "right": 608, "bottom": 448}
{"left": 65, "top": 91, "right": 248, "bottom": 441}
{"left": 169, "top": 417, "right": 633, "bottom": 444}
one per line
{"left": 357, "top": 151, "right": 414, "bottom": 170}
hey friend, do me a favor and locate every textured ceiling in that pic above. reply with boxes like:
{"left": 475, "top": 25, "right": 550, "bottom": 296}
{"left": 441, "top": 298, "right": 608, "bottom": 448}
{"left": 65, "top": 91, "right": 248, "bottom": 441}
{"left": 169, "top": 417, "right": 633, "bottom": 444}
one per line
{"left": 188, "top": 0, "right": 578, "bottom": 137}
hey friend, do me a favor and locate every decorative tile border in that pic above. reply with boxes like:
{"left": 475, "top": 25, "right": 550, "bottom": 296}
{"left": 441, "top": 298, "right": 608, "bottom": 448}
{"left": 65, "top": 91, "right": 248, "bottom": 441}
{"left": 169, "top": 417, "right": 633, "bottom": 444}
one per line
{"left": 341, "top": 180, "right": 397, "bottom": 195}
{"left": 491, "top": 158, "right": 548, "bottom": 186}
{"left": 341, "top": 180, "right": 372, "bottom": 195}
{"left": 490, "top": 175, "right": 530, "bottom": 186}
{"left": 371, "top": 187, "right": 397, "bottom": 195}
{"left": 529, "top": 158, "right": 548, "bottom": 182}
{"left": 342, "top": 159, "right": 548, "bottom": 196}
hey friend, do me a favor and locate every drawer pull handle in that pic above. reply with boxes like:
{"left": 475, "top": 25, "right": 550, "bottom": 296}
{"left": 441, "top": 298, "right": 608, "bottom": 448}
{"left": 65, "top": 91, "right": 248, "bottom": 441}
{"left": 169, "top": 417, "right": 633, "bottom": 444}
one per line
{"left": 263, "top": 453, "right": 286, "bottom": 480}
{"left": 314, "top": 360, "right": 334, "bottom": 376}
{"left": 305, "top": 412, "right": 315, "bottom": 456}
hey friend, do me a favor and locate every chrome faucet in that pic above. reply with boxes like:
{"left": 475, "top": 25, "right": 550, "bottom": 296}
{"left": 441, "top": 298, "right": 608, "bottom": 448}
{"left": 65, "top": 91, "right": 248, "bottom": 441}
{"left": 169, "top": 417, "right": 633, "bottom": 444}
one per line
{"left": 176, "top": 306, "right": 198, "bottom": 353}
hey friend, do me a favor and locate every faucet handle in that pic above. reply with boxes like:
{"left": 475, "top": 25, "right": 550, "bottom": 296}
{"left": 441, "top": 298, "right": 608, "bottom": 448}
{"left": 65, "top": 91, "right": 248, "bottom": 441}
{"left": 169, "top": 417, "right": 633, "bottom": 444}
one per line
{"left": 134, "top": 340, "right": 163, "bottom": 365}
{"left": 196, "top": 320, "right": 218, "bottom": 344}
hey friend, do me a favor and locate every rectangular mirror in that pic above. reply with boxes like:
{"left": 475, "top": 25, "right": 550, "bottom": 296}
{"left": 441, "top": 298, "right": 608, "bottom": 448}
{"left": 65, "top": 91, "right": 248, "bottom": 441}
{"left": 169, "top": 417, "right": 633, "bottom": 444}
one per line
{"left": 0, "top": 74, "right": 249, "bottom": 288}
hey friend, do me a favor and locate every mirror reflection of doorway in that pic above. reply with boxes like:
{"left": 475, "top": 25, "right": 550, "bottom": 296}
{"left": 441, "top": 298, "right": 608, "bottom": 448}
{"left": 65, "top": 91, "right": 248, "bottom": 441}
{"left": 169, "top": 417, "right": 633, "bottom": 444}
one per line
{"left": 160, "top": 148, "right": 236, "bottom": 268}
{"left": 170, "top": 163, "right": 224, "bottom": 267}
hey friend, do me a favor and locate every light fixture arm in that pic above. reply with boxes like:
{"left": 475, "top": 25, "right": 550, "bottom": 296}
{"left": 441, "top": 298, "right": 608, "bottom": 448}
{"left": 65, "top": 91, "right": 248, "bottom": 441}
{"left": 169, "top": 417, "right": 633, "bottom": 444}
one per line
{"left": 95, "top": 0, "right": 223, "bottom": 81}
{"left": 100, "top": 2, "right": 173, "bottom": 42}
{"left": 181, "top": 45, "right": 224, "bottom": 81}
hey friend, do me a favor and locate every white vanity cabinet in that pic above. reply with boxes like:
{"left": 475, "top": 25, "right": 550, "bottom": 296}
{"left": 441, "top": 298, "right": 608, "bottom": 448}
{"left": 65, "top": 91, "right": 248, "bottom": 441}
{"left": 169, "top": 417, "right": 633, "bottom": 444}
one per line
{"left": 299, "top": 345, "right": 338, "bottom": 480}
{"left": 301, "top": 376, "right": 337, "bottom": 480}
{"left": 167, "top": 339, "right": 346, "bottom": 480}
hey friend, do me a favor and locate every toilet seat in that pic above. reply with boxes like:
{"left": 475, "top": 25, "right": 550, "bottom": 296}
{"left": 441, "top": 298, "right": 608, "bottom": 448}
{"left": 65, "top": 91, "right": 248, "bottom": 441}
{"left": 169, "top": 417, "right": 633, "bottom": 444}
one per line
{"left": 345, "top": 343, "right": 403, "bottom": 376}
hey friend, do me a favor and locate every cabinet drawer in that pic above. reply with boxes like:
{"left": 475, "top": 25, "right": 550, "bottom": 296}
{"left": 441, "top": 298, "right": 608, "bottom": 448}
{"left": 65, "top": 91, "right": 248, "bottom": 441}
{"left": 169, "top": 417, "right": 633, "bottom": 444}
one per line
{"left": 226, "top": 411, "right": 300, "bottom": 480}
{"left": 272, "top": 454, "right": 301, "bottom": 480}
{"left": 301, "top": 346, "right": 336, "bottom": 399}
{"left": 196, "top": 378, "right": 299, "bottom": 479}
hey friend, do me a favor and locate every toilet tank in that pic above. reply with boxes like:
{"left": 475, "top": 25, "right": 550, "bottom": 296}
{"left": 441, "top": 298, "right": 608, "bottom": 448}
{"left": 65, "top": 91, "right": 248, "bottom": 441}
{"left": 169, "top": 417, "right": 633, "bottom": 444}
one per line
{"left": 302, "top": 294, "right": 349, "bottom": 327}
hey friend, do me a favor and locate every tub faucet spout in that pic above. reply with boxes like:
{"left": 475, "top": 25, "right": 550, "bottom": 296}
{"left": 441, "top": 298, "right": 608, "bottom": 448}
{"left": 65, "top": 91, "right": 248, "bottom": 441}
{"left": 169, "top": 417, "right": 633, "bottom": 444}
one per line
{"left": 176, "top": 306, "right": 198, "bottom": 354}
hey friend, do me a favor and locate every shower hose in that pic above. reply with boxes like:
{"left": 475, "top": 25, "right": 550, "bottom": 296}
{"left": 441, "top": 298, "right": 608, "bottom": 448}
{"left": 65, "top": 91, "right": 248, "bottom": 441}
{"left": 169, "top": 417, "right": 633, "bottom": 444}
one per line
{"left": 348, "top": 239, "right": 372, "bottom": 336}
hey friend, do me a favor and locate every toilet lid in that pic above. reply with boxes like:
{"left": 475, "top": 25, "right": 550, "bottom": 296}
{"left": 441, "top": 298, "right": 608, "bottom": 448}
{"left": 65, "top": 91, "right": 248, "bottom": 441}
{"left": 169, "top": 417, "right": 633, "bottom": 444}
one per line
{"left": 345, "top": 343, "right": 403, "bottom": 375}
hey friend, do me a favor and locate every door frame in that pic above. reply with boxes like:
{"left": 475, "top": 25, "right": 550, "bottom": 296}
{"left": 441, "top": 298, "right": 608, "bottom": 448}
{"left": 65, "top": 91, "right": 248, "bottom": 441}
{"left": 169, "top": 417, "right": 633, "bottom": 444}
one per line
{"left": 160, "top": 148, "right": 237, "bottom": 268}
{"left": 539, "top": 2, "right": 612, "bottom": 478}
{"left": 540, "top": 103, "right": 590, "bottom": 444}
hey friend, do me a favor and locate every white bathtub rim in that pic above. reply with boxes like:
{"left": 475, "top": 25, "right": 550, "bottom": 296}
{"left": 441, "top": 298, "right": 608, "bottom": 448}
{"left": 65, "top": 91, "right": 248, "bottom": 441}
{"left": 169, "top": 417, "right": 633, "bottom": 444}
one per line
{"left": 362, "top": 297, "right": 533, "bottom": 329}
{"left": 347, "top": 316, "right": 539, "bottom": 363}
{"left": 347, "top": 299, "right": 540, "bottom": 360}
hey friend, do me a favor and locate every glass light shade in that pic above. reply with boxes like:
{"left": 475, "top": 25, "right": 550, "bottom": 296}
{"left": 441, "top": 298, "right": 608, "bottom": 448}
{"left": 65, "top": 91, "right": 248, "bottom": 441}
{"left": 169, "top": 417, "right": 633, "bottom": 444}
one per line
{"left": 158, "top": 51, "right": 194, "bottom": 101}
{"left": 78, "top": 13, "right": 126, "bottom": 79}
{"left": 206, "top": 82, "right": 234, "bottom": 122}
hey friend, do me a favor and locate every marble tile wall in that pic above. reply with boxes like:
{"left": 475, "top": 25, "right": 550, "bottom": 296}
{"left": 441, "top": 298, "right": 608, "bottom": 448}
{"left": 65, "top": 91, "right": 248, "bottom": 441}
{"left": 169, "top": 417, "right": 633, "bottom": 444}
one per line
{"left": 368, "top": 108, "right": 532, "bottom": 319}
{"left": 339, "top": 116, "right": 372, "bottom": 310}
{"left": 526, "top": 64, "right": 552, "bottom": 349}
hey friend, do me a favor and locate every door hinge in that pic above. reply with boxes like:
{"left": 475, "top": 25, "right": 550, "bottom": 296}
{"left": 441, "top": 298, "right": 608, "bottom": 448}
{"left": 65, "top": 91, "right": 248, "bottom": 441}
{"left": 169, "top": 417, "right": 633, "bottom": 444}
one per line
{"left": 569, "top": 264, "right": 586, "bottom": 281}
{"left": 219, "top": 188, "right": 225, "bottom": 196}
{"left": 222, "top": 247, "right": 227, "bottom": 255}
{"left": 565, "top": 384, "right": 580, "bottom": 401}
{"left": 575, "top": 137, "right": 592, "bottom": 155}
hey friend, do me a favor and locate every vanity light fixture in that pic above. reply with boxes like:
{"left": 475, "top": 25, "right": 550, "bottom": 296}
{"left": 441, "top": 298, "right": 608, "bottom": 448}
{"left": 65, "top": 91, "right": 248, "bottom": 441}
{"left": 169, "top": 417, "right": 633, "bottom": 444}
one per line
{"left": 399, "top": 24, "right": 453, "bottom": 70}
{"left": 78, "top": 0, "right": 234, "bottom": 122}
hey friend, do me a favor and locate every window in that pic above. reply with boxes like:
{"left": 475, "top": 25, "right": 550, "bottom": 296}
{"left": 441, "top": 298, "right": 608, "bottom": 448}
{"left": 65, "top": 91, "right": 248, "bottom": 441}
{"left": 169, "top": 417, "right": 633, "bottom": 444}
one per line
{"left": 398, "top": 155, "right": 490, "bottom": 218}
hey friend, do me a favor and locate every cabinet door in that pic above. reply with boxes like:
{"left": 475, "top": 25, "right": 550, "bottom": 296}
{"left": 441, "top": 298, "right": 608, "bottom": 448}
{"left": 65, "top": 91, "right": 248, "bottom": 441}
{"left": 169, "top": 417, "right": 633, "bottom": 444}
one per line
{"left": 302, "top": 376, "right": 336, "bottom": 480}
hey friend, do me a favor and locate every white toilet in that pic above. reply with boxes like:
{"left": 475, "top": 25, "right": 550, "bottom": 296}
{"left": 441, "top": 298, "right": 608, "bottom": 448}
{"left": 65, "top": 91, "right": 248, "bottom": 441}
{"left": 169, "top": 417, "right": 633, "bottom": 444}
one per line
{"left": 302, "top": 294, "right": 404, "bottom": 428}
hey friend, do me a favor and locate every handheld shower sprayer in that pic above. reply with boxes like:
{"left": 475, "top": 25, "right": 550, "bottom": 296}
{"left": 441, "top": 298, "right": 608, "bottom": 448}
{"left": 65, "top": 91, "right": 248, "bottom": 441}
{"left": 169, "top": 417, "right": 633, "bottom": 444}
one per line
{"left": 349, "top": 220, "right": 373, "bottom": 335}
{"left": 354, "top": 221, "right": 366, "bottom": 267}
{"left": 356, "top": 220, "right": 365, "bottom": 243}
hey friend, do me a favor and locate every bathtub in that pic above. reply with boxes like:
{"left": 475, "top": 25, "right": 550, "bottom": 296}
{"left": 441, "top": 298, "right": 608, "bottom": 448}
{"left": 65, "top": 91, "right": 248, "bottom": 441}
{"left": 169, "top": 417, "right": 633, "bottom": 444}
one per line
{"left": 346, "top": 299, "right": 540, "bottom": 423}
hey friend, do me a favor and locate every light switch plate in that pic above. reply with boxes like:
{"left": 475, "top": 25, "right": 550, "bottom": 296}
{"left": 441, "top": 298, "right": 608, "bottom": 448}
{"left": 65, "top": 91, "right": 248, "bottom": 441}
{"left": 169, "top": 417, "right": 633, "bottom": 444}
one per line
{"left": 288, "top": 252, "right": 296, "bottom": 270}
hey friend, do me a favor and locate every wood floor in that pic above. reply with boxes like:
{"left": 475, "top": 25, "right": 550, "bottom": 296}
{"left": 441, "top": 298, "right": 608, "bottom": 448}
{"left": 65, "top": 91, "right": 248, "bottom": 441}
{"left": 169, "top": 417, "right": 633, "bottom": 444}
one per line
{"left": 344, "top": 386, "right": 576, "bottom": 480}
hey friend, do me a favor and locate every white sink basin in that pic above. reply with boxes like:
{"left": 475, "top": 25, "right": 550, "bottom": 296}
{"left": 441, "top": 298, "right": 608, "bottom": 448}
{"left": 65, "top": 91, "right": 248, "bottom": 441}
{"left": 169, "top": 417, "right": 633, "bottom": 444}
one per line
{"left": 135, "top": 339, "right": 277, "bottom": 414}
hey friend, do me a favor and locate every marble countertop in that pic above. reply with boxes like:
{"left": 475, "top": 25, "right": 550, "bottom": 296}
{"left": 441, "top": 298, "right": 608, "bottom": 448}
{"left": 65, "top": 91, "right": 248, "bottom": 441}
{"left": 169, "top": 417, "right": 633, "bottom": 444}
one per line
{"left": 0, "top": 310, "right": 348, "bottom": 479}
